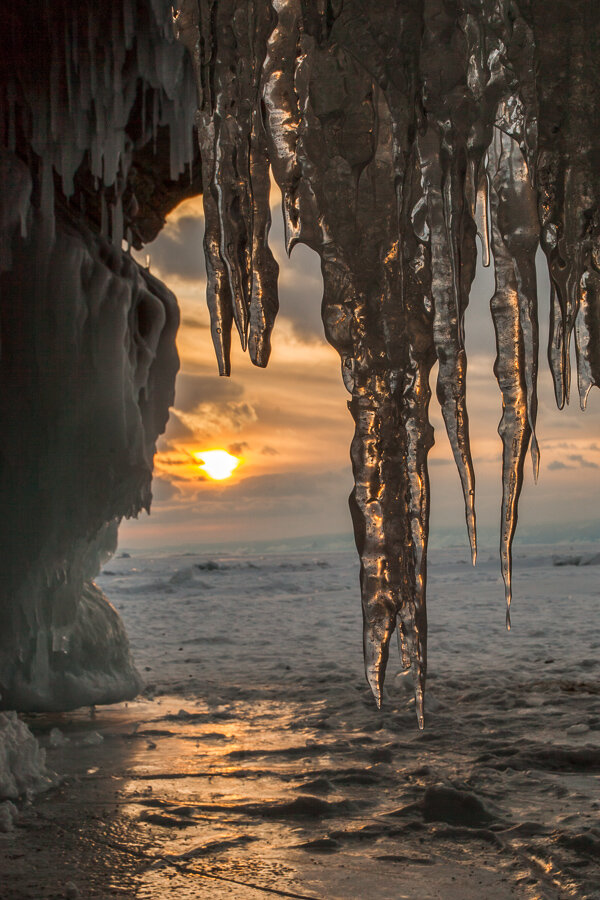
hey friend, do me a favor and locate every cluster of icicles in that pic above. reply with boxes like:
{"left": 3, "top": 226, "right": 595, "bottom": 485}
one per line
{"left": 175, "top": 0, "right": 600, "bottom": 726}
{"left": 0, "top": 0, "right": 196, "bottom": 263}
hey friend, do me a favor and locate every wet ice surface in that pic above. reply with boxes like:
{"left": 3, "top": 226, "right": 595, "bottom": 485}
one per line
{"left": 2, "top": 541, "right": 599, "bottom": 899}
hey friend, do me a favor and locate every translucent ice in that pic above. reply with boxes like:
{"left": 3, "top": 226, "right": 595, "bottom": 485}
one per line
{"left": 177, "top": 1, "right": 600, "bottom": 724}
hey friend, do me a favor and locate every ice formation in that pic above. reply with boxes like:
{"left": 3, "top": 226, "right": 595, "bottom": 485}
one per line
{"left": 0, "top": 712, "right": 57, "bottom": 802}
{"left": 0, "top": 2, "right": 189, "bottom": 709}
{"left": 0, "top": 208, "right": 180, "bottom": 709}
{"left": 174, "top": 0, "right": 600, "bottom": 725}
{"left": 1, "top": 1, "right": 599, "bottom": 722}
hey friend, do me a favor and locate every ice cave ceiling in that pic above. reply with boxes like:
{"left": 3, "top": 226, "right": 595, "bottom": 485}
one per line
{"left": 1, "top": 0, "right": 599, "bottom": 723}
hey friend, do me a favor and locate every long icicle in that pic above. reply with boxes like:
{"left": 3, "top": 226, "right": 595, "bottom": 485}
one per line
{"left": 488, "top": 126, "right": 539, "bottom": 626}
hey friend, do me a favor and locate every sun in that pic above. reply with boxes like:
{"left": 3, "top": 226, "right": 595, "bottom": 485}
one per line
{"left": 193, "top": 449, "right": 241, "bottom": 481}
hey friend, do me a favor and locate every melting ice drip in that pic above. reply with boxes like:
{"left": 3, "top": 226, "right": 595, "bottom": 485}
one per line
{"left": 174, "top": 0, "right": 600, "bottom": 726}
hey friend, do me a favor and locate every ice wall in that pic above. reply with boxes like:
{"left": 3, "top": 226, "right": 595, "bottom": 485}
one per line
{"left": 0, "top": 1, "right": 190, "bottom": 710}
{"left": 0, "top": 199, "right": 179, "bottom": 709}
{"left": 177, "top": 0, "right": 600, "bottom": 725}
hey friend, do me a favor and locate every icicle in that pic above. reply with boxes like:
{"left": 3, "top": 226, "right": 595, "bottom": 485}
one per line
{"left": 248, "top": 5, "right": 279, "bottom": 366}
{"left": 248, "top": 140, "right": 279, "bottom": 367}
{"left": 7, "top": 81, "right": 16, "bottom": 154}
{"left": 398, "top": 311, "right": 435, "bottom": 730}
{"left": 349, "top": 391, "right": 398, "bottom": 710}
{"left": 418, "top": 128, "right": 478, "bottom": 564}
{"left": 40, "top": 156, "right": 55, "bottom": 230}
{"left": 64, "top": 19, "right": 73, "bottom": 117}
{"left": 548, "top": 281, "right": 566, "bottom": 409}
{"left": 100, "top": 192, "right": 108, "bottom": 241}
{"left": 262, "top": 0, "right": 304, "bottom": 252}
{"left": 575, "top": 270, "right": 600, "bottom": 409}
{"left": 0, "top": 149, "right": 32, "bottom": 272}
{"left": 475, "top": 163, "right": 491, "bottom": 268}
{"left": 111, "top": 195, "right": 124, "bottom": 248}
{"left": 488, "top": 126, "right": 539, "bottom": 625}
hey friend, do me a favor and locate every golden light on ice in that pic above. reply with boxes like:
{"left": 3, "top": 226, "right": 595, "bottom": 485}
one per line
{"left": 193, "top": 449, "right": 241, "bottom": 481}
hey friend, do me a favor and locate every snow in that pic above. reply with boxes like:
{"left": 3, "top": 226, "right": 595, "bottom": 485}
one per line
{"left": 96, "top": 536, "right": 600, "bottom": 725}
{"left": 0, "top": 800, "right": 18, "bottom": 833}
{"left": 1, "top": 538, "right": 598, "bottom": 895}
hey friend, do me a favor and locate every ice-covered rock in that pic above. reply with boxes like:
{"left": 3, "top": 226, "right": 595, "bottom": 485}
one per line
{"left": 0, "top": 0, "right": 199, "bottom": 713}
{"left": 566, "top": 723, "right": 590, "bottom": 736}
{"left": 80, "top": 732, "right": 104, "bottom": 746}
{"left": 0, "top": 712, "right": 57, "bottom": 800}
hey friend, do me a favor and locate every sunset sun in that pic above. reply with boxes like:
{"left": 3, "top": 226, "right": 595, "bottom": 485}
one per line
{"left": 193, "top": 449, "right": 241, "bottom": 481}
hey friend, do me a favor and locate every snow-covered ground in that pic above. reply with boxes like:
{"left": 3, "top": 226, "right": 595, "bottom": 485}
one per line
{"left": 1, "top": 538, "right": 599, "bottom": 899}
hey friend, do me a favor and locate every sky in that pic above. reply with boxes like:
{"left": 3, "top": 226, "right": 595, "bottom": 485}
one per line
{"left": 119, "top": 188, "right": 600, "bottom": 551}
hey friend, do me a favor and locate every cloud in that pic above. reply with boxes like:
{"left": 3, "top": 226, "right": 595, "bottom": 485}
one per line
{"left": 182, "top": 400, "right": 258, "bottom": 438}
{"left": 185, "top": 467, "right": 351, "bottom": 515}
{"left": 548, "top": 460, "right": 572, "bottom": 470}
{"left": 261, "top": 445, "right": 279, "bottom": 456}
{"left": 174, "top": 372, "right": 244, "bottom": 413}
{"left": 277, "top": 260, "right": 324, "bottom": 342}
{"left": 164, "top": 410, "right": 196, "bottom": 441}
{"left": 228, "top": 441, "right": 249, "bottom": 456}
{"left": 148, "top": 203, "right": 327, "bottom": 345}
{"left": 568, "top": 453, "right": 599, "bottom": 469}
{"left": 151, "top": 476, "right": 181, "bottom": 502}
{"left": 266, "top": 216, "right": 325, "bottom": 342}
{"left": 146, "top": 215, "right": 206, "bottom": 281}
{"left": 181, "top": 314, "right": 209, "bottom": 331}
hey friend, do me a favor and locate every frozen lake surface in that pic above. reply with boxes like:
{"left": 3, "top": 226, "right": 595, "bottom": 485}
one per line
{"left": 1, "top": 539, "right": 599, "bottom": 898}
